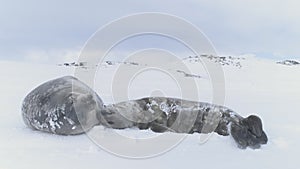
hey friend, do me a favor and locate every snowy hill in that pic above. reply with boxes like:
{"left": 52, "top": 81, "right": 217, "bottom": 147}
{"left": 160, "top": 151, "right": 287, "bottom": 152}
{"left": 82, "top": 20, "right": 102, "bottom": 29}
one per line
{"left": 0, "top": 55, "right": 300, "bottom": 169}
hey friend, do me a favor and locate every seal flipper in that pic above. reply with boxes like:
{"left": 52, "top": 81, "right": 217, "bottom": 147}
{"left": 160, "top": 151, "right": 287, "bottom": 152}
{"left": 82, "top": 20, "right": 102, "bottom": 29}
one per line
{"left": 244, "top": 115, "right": 263, "bottom": 137}
{"left": 259, "top": 131, "right": 268, "bottom": 144}
{"left": 230, "top": 115, "right": 268, "bottom": 149}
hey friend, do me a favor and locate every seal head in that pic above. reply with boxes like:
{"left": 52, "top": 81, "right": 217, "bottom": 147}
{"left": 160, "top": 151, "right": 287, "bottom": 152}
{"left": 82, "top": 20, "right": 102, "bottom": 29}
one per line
{"left": 22, "top": 76, "right": 104, "bottom": 135}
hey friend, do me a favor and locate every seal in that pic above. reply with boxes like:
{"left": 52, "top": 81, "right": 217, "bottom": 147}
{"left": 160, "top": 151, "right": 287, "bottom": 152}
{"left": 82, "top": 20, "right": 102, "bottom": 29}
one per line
{"left": 22, "top": 76, "right": 268, "bottom": 149}
{"left": 22, "top": 76, "right": 104, "bottom": 135}
{"left": 98, "top": 97, "right": 268, "bottom": 149}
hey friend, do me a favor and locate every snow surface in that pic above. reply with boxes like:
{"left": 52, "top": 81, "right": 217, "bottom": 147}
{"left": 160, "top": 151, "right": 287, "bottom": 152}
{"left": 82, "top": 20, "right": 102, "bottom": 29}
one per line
{"left": 0, "top": 57, "right": 300, "bottom": 169}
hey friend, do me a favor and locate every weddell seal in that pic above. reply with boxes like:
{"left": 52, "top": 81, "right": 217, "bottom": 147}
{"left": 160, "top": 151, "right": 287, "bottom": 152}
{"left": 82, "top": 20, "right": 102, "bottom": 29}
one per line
{"left": 22, "top": 76, "right": 104, "bottom": 135}
{"left": 22, "top": 76, "right": 268, "bottom": 149}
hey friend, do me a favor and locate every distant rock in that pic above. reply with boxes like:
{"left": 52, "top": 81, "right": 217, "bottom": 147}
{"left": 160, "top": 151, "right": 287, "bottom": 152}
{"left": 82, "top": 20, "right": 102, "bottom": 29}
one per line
{"left": 103, "top": 61, "right": 140, "bottom": 66}
{"left": 59, "top": 61, "right": 140, "bottom": 68}
{"left": 105, "top": 61, "right": 114, "bottom": 65}
{"left": 176, "top": 70, "right": 202, "bottom": 79}
{"left": 183, "top": 55, "right": 244, "bottom": 68}
{"left": 277, "top": 60, "right": 300, "bottom": 66}
{"left": 59, "top": 55, "right": 246, "bottom": 70}
{"left": 58, "top": 62, "right": 88, "bottom": 68}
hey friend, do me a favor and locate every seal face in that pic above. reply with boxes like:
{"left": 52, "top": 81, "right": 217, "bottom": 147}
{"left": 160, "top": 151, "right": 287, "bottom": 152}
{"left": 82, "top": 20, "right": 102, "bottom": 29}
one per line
{"left": 22, "top": 76, "right": 104, "bottom": 135}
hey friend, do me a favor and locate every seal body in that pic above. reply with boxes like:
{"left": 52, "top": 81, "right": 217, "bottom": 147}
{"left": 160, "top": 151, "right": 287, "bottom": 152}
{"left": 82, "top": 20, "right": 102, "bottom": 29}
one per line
{"left": 98, "top": 97, "right": 241, "bottom": 134}
{"left": 22, "top": 76, "right": 104, "bottom": 135}
{"left": 98, "top": 97, "right": 268, "bottom": 149}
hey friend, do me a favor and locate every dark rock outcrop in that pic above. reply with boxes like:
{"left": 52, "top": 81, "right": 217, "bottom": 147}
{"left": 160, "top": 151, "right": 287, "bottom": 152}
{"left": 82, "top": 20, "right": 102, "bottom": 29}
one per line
{"left": 277, "top": 60, "right": 300, "bottom": 66}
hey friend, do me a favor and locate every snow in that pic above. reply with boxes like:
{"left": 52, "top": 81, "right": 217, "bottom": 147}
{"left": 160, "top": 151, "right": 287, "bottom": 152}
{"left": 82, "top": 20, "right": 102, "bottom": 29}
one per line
{"left": 0, "top": 57, "right": 299, "bottom": 169}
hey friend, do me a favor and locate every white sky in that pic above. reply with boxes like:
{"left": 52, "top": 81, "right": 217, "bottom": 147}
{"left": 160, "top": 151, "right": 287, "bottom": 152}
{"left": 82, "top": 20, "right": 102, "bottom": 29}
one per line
{"left": 0, "top": 0, "right": 299, "bottom": 63}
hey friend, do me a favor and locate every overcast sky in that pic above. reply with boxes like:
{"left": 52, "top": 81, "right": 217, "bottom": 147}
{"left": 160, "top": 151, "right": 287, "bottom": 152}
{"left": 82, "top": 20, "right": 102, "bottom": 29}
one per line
{"left": 0, "top": 0, "right": 299, "bottom": 63}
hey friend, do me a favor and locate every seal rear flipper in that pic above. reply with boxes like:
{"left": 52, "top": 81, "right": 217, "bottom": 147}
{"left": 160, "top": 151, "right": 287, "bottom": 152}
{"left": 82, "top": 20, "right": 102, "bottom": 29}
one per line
{"left": 230, "top": 115, "right": 268, "bottom": 149}
{"left": 260, "top": 131, "right": 268, "bottom": 144}
{"left": 244, "top": 115, "right": 263, "bottom": 137}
